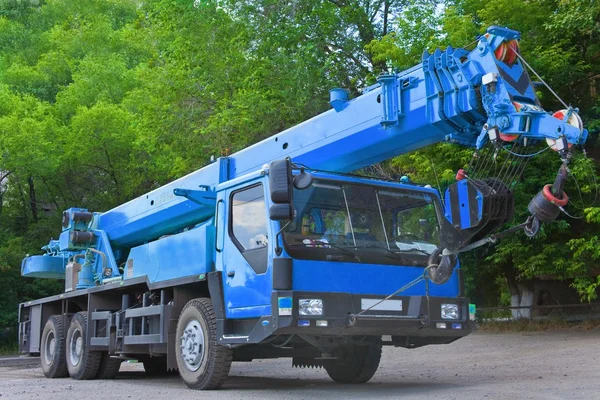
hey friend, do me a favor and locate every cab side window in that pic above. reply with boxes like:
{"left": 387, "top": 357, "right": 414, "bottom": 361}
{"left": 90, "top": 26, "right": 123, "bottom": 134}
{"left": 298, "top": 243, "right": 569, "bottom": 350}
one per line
{"left": 230, "top": 184, "right": 268, "bottom": 252}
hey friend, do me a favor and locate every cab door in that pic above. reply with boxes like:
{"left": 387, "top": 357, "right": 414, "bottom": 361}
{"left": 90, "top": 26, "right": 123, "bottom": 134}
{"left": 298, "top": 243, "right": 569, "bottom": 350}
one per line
{"left": 217, "top": 180, "right": 272, "bottom": 319}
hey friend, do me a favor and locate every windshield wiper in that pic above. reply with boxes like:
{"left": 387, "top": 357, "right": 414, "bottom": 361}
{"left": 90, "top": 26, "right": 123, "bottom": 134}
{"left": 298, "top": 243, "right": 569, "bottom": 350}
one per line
{"left": 392, "top": 248, "right": 431, "bottom": 256}
{"left": 292, "top": 241, "right": 361, "bottom": 262}
{"left": 344, "top": 245, "right": 410, "bottom": 263}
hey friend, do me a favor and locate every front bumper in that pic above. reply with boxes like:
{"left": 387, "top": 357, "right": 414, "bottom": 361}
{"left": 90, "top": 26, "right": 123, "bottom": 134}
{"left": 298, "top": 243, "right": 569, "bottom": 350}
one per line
{"left": 273, "top": 291, "right": 471, "bottom": 339}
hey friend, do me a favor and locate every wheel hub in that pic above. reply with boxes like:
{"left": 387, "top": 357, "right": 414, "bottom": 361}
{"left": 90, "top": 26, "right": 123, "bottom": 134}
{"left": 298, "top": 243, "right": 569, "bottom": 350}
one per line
{"left": 179, "top": 319, "right": 204, "bottom": 372}
{"left": 44, "top": 332, "right": 56, "bottom": 366}
{"left": 69, "top": 328, "right": 83, "bottom": 367}
{"left": 75, "top": 337, "right": 82, "bottom": 356}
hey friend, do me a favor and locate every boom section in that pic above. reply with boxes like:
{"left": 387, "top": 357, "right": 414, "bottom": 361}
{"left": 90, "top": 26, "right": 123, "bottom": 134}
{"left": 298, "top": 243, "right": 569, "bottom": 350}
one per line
{"left": 90, "top": 26, "right": 587, "bottom": 249}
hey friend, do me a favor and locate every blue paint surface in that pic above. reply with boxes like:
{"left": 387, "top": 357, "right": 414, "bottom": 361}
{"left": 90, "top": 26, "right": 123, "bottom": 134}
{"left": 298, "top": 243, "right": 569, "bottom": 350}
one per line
{"left": 444, "top": 180, "right": 484, "bottom": 229}
{"left": 292, "top": 259, "right": 459, "bottom": 297}
{"left": 125, "top": 219, "right": 215, "bottom": 282}
{"left": 457, "top": 179, "right": 471, "bottom": 229}
{"left": 21, "top": 255, "right": 66, "bottom": 279}
{"left": 217, "top": 180, "right": 273, "bottom": 319}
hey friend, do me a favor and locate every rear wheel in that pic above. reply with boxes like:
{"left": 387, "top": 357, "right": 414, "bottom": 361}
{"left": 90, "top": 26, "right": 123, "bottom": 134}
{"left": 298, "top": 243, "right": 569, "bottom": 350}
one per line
{"left": 95, "top": 353, "right": 122, "bottom": 379}
{"left": 40, "top": 315, "right": 69, "bottom": 378}
{"left": 66, "top": 312, "right": 101, "bottom": 380}
{"left": 324, "top": 338, "right": 382, "bottom": 384}
{"left": 175, "top": 298, "right": 232, "bottom": 390}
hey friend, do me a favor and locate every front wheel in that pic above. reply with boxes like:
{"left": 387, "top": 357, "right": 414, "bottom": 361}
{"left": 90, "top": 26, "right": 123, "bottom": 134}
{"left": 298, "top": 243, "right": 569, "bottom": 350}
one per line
{"left": 175, "top": 298, "right": 232, "bottom": 390}
{"left": 324, "top": 338, "right": 382, "bottom": 384}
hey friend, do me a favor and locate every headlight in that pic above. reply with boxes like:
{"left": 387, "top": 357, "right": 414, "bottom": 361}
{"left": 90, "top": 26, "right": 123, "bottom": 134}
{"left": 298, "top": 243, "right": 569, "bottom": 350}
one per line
{"left": 299, "top": 299, "right": 323, "bottom": 316}
{"left": 441, "top": 304, "right": 459, "bottom": 320}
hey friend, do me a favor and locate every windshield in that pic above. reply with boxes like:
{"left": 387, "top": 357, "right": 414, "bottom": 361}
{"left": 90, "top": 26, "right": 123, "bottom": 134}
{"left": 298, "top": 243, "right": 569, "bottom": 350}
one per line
{"left": 282, "top": 179, "right": 440, "bottom": 266}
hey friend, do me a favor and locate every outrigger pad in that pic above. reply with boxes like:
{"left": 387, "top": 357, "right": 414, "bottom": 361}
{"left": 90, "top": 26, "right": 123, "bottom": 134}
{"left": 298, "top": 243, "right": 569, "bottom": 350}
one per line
{"left": 441, "top": 178, "right": 514, "bottom": 252}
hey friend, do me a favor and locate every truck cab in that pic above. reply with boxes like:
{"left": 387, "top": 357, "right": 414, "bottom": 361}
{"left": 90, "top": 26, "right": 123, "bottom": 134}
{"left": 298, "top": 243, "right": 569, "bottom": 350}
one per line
{"left": 185, "top": 162, "right": 471, "bottom": 385}
{"left": 214, "top": 162, "right": 469, "bottom": 338}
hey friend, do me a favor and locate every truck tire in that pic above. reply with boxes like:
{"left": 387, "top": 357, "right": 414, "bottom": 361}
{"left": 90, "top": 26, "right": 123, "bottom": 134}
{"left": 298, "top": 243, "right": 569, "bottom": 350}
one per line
{"left": 95, "top": 353, "right": 122, "bottom": 379}
{"left": 66, "top": 312, "right": 101, "bottom": 380}
{"left": 324, "top": 338, "right": 382, "bottom": 384}
{"left": 40, "top": 315, "right": 69, "bottom": 378}
{"left": 175, "top": 298, "right": 232, "bottom": 390}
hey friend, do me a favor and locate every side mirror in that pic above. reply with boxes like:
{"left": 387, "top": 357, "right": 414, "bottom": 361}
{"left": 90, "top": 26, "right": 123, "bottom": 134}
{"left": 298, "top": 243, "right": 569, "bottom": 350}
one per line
{"left": 293, "top": 170, "right": 313, "bottom": 190}
{"left": 269, "top": 204, "right": 294, "bottom": 221}
{"left": 269, "top": 159, "right": 292, "bottom": 204}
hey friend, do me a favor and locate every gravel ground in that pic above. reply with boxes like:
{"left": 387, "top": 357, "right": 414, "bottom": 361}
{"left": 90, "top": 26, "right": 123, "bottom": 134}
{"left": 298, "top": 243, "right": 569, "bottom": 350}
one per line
{"left": 1, "top": 330, "right": 599, "bottom": 400}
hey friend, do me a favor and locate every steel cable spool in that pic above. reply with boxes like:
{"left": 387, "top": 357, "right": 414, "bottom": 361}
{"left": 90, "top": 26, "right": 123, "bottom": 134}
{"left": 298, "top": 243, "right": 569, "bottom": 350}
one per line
{"left": 546, "top": 110, "right": 584, "bottom": 151}
{"left": 493, "top": 38, "right": 519, "bottom": 66}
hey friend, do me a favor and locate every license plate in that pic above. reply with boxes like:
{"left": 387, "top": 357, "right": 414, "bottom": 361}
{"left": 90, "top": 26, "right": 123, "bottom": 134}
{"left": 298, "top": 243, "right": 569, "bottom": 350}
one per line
{"left": 361, "top": 299, "right": 402, "bottom": 311}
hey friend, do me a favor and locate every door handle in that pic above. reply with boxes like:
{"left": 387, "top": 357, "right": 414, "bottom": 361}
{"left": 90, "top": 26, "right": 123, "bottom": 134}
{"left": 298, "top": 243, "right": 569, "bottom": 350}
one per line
{"left": 227, "top": 271, "right": 235, "bottom": 278}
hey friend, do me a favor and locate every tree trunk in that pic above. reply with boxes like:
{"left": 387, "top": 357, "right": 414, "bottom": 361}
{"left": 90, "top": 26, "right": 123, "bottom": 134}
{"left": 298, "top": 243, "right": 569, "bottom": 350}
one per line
{"left": 102, "top": 147, "right": 121, "bottom": 203}
{"left": 28, "top": 176, "right": 39, "bottom": 223}
{"left": 328, "top": 0, "right": 386, "bottom": 72}
{"left": 505, "top": 267, "right": 534, "bottom": 319}
{"left": 515, "top": 281, "right": 534, "bottom": 319}
{"left": 382, "top": 0, "right": 390, "bottom": 36}
{"left": 0, "top": 170, "right": 10, "bottom": 217}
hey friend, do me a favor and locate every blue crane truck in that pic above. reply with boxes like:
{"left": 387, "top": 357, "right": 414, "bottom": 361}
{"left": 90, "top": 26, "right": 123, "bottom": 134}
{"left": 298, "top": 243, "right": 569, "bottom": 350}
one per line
{"left": 18, "top": 26, "right": 587, "bottom": 389}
